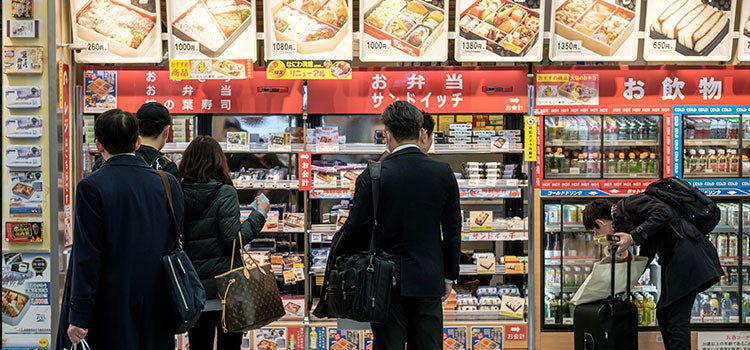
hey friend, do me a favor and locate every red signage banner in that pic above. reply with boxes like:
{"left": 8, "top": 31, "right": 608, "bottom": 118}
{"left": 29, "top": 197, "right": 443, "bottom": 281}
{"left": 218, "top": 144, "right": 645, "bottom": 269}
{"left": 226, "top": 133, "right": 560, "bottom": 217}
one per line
{"left": 60, "top": 62, "right": 73, "bottom": 246}
{"left": 81, "top": 67, "right": 304, "bottom": 115}
{"left": 298, "top": 152, "right": 312, "bottom": 191}
{"left": 308, "top": 67, "right": 528, "bottom": 114}
{"left": 534, "top": 66, "right": 750, "bottom": 115}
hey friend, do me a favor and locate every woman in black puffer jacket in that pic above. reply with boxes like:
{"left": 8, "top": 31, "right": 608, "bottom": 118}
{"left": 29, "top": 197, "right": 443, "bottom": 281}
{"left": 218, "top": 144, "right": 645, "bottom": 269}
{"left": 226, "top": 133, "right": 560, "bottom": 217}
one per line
{"left": 179, "top": 136, "right": 269, "bottom": 350}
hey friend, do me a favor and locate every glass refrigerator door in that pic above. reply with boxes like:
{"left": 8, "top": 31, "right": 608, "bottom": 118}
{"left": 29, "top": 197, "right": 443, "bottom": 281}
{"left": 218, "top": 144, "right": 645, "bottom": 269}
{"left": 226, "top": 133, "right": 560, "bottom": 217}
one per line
{"left": 602, "top": 115, "right": 661, "bottom": 178}
{"left": 743, "top": 115, "right": 750, "bottom": 176}
{"left": 743, "top": 203, "right": 750, "bottom": 324}
{"left": 683, "top": 115, "right": 741, "bottom": 178}
{"left": 693, "top": 201, "right": 741, "bottom": 324}
{"left": 543, "top": 203, "right": 563, "bottom": 326}
{"left": 543, "top": 116, "right": 602, "bottom": 179}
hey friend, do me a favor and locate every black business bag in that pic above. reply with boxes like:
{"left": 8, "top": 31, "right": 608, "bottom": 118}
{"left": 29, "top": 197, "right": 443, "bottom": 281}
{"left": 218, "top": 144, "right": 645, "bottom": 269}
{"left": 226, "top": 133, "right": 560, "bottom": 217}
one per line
{"left": 574, "top": 245, "right": 639, "bottom": 350}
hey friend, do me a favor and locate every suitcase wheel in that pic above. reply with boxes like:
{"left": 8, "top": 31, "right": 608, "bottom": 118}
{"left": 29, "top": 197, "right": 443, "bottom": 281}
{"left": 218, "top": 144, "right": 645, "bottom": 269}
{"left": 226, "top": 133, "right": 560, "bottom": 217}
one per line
{"left": 584, "top": 333, "right": 595, "bottom": 350}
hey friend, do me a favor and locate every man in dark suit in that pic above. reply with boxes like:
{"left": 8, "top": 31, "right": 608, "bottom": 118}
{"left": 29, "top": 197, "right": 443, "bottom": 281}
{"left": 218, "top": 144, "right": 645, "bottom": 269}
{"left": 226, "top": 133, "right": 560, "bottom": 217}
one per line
{"left": 343, "top": 101, "right": 462, "bottom": 349}
{"left": 58, "top": 109, "right": 183, "bottom": 350}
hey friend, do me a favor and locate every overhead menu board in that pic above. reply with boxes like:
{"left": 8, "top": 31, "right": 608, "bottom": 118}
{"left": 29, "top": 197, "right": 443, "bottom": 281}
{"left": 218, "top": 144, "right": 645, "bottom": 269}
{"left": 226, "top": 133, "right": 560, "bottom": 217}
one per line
{"left": 738, "top": 1, "right": 750, "bottom": 61}
{"left": 643, "top": 0, "right": 736, "bottom": 62}
{"left": 549, "top": 0, "right": 641, "bottom": 62}
{"left": 455, "top": 0, "right": 543, "bottom": 62}
{"left": 70, "top": 0, "right": 163, "bottom": 63}
{"left": 264, "top": 0, "right": 353, "bottom": 61}
{"left": 360, "top": 0, "right": 448, "bottom": 62}
{"left": 167, "top": 0, "right": 257, "bottom": 79}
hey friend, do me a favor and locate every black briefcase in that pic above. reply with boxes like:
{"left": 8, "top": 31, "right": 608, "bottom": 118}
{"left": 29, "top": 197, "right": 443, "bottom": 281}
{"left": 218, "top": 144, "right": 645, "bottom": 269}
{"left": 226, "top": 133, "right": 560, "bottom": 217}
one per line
{"left": 574, "top": 246, "right": 639, "bottom": 350}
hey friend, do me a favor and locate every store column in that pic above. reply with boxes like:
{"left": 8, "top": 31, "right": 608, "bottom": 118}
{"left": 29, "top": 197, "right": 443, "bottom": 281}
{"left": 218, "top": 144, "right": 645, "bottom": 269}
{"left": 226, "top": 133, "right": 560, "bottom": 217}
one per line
{"left": 2, "top": 0, "right": 59, "bottom": 349}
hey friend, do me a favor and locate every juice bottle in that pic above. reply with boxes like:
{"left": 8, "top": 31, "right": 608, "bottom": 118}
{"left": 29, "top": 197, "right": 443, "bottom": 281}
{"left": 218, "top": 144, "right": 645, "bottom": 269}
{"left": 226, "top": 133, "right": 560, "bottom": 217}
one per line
{"left": 742, "top": 294, "right": 750, "bottom": 322}
{"left": 564, "top": 151, "right": 572, "bottom": 173}
{"left": 730, "top": 149, "right": 740, "bottom": 173}
{"left": 644, "top": 294, "right": 656, "bottom": 326}
{"left": 633, "top": 293, "right": 644, "bottom": 326}
{"left": 549, "top": 295, "right": 561, "bottom": 323}
{"left": 578, "top": 153, "right": 587, "bottom": 174}
{"left": 310, "top": 328, "right": 318, "bottom": 350}
{"left": 617, "top": 152, "right": 628, "bottom": 174}
{"left": 710, "top": 293, "right": 720, "bottom": 317}
{"left": 729, "top": 117, "right": 739, "bottom": 139}
{"left": 648, "top": 153, "right": 658, "bottom": 175}
{"left": 710, "top": 118, "right": 719, "bottom": 139}
{"left": 555, "top": 148, "right": 565, "bottom": 174}
{"left": 707, "top": 149, "right": 718, "bottom": 173}
{"left": 555, "top": 117, "right": 566, "bottom": 140}
{"left": 718, "top": 118, "right": 728, "bottom": 139}
{"left": 718, "top": 149, "right": 728, "bottom": 173}
{"left": 604, "top": 117, "right": 617, "bottom": 141}
{"left": 545, "top": 147, "right": 555, "bottom": 173}
{"left": 688, "top": 149, "right": 698, "bottom": 173}
{"left": 289, "top": 334, "right": 296, "bottom": 350}
{"left": 606, "top": 153, "right": 617, "bottom": 174}
{"left": 589, "top": 152, "right": 600, "bottom": 175}
{"left": 698, "top": 149, "right": 708, "bottom": 172}
{"left": 640, "top": 153, "right": 649, "bottom": 174}
{"left": 628, "top": 152, "right": 640, "bottom": 173}
{"left": 685, "top": 117, "right": 697, "bottom": 139}
{"left": 566, "top": 117, "right": 578, "bottom": 140}
{"left": 569, "top": 151, "right": 579, "bottom": 173}
{"left": 590, "top": 118, "right": 601, "bottom": 140}
{"left": 729, "top": 234, "right": 738, "bottom": 257}
{"left": 578, "top": 117, "right": 589, "bottom": 141}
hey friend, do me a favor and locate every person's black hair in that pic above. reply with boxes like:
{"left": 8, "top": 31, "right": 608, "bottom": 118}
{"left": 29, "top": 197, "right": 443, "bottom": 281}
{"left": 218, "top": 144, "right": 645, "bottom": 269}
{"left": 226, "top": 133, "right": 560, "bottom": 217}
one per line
{"left": 421, "top": 111, "right": 435, "bottom": 135}
{"left": 382, "top": 101, "right": 423, "bottom": 142}
{"left": 95, "top": 109, "right": 139, "bottom": 155}
{"left": 136, "top": 102, "right": 172, "bottom": 137}
{"left": 582, "top": 199, "right": 615, "bottom": 230}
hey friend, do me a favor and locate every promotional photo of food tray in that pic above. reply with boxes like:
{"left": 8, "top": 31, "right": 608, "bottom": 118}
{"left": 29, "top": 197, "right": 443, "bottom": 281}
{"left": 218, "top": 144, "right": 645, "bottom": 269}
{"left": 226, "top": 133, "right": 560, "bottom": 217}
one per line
{"left": 2, "top": 288, "right": 31, "bottom": 327}
{"left": 554, "top": 0, "right": 637, "bottom": 57}
{"left": 644, "top": 0, "right": 735, "bottom": 61}
{"left": 169, "top": 0, "right": 255, "bottom": 59}
{"left": 265, "top": 0, "right": 352, "bottom": 59}
{"left": 71, "top": 0, "right": 161, "bottom": 63}
{"left": 455, "top": 0, "right": 543, "bottom": 62}
{"left": 361, "top": 0, "right": 447, "bottom": 61}
{"left": 739, "top": 1, "right": 750, "bottom": 62}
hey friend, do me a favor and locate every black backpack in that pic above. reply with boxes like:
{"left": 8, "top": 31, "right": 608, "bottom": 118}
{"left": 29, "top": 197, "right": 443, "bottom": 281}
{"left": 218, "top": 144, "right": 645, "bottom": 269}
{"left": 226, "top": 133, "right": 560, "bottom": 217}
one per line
{"left": 645, "top": 177, "right": 720, "bottom": 235}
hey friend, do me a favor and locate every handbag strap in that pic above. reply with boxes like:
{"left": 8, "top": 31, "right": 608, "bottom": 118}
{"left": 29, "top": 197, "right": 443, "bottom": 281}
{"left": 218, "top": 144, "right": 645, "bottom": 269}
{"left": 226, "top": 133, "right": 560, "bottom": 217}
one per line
{"left": 368, "top": 160, "right": 381, "bottom": 252}
{"left": 229, "top": 231, "right": 266, "bottom": 276}
{"left": 158, "top": 171, "right": 183, "bottom": 250}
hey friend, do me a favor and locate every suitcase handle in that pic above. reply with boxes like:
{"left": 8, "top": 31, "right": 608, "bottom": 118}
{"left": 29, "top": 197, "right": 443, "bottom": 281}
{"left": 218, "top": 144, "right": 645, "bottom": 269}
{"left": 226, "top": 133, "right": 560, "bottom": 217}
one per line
{"left": 609, "top": 245, "right": 633, "bottom": 307}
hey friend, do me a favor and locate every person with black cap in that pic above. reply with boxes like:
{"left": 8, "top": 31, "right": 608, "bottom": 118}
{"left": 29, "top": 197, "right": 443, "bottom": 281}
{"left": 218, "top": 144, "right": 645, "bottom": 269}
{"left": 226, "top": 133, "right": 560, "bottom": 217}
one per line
{"left": 91, "top": 102, "right": 180, "bottom": 181}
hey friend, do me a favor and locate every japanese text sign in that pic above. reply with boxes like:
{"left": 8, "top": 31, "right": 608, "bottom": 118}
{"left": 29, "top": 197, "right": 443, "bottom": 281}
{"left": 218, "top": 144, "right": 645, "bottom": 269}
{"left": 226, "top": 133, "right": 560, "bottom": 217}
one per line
{"left": 298, "top": 152, "right": 312, "bottom": 191}
{"left": 308, "top": 67, "right": 527, "bottom": 114}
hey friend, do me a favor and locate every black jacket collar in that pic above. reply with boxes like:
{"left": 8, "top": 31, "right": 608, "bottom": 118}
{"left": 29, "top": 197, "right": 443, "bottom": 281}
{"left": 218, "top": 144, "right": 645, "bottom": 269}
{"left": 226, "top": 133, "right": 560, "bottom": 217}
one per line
{"left": 386, "top": 146, "right": 424, "bottom": 160}
{"left": 101, "top": 154, "right": 150, "bottom": 168}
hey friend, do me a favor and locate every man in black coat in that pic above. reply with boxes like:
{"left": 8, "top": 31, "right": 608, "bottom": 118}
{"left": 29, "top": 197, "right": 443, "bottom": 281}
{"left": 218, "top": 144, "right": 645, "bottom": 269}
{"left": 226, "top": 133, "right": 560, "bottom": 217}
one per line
{"left": 342, "top": 101, "right": 462, "bottom": 349}
{"left": 583, "top": 195, "right": 723, "bottom": 350}
{"left": 58, "top": 109, "right": 183, "bottom": 350}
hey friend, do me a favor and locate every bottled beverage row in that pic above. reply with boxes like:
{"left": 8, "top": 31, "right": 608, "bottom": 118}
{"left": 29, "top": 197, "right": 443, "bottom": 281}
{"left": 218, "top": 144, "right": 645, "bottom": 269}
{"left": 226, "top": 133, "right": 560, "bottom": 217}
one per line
{"left": 683, "top": 148, "right": 746, "bottom": 175}
{"left": 544, "top": 116, "right": 660, "bottom": 142}
{"left": 683, "top": 116, "right": 741, "bottom": 140}
{"left": 691, "top": 292, "right": 750, "bottom": 323}
{"left": 544, "top": 291, "right": 658, "bottom": 327}
{"left": 545, "top": 148, "right": 659, "bottom": 177}
{"left": 709, "top": 232, "right": 750, "bottom": 259}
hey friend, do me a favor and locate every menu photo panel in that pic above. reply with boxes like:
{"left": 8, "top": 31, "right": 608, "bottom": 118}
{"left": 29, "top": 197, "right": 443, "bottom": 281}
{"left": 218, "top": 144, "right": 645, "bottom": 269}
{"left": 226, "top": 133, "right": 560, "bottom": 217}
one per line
{"left": 550, "top": 0, "right": 641, "bottom": 62}
{"left": 70, "top": 0, "right": 163, "bottom": 63}
{"left": 738, "top": 1, "right": 750, "bottom": 62}
{"left": 644, "top": 0, "right": 736, "bottom": 62}
{"left": 455, "top": 0, "right": 544, "bottom": 62}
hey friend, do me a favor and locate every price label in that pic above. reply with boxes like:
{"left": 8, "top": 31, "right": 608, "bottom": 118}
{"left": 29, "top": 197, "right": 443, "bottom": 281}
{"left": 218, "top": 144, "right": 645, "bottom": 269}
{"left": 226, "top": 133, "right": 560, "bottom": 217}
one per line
{"left": 486, "top": 178, "right": 497, "bottom": 187}
{"left": 272, "top": 41, "right": 298, "bottom": 54}
{"left": 651, "top": 39, "right": 676, "bottom": 52}
{"left": 174, "top": 41, "right": 199, "bottom": 55}
{"left": 562, "top": 318, "right": 574, "bottom": 325}
{"left": 544, "top": 318, "right": 555, "bottom": 325}
{"left": 556, "top": 39, "right": 582, "bottom": 54}
{"left": 468, "top": 179, "right": 482, "bottom": 188}
{"left": 460, "top": 39, "right": 486, "bottom": 53}
{"left": 365, "top": 40, "right": 391, "bottom": 52}
{"left": 745, "top": 41, "right": 750, "bottom": 51}
{"left": 85, "top": 41, "right": 108, "bottom": 53}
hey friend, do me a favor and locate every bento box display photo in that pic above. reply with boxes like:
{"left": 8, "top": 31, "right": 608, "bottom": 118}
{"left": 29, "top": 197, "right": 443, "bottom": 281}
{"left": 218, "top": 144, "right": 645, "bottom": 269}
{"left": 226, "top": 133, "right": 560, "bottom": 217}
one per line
{"left": 360, "top": 0, "right": 448, "bottom": 61}
{"left": 455, "top": 0, "right": 543, "bottom": 61}
{"left": 71, "top": 0, "right": 162, "bottom": 63}
{"left": 644, "top": 0, "right": 735, "bottom": 61}
{"left": 264, "top": 0, "right": 353, "bottom": 60}
{"left": 551, "top": 0, "right": 639, "bottom": 60}
{"left": 735, "top": 0, "right": 749, "bottom": 61}
{"left": 168, "top": 0, "right": 256, "bottom": 60}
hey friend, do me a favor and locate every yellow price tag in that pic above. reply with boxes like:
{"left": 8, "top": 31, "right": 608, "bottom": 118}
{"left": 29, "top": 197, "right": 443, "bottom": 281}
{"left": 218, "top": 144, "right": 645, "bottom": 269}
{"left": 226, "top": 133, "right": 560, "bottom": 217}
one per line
{"left": 524, "top": 116, "right": 538, "bottom": 162}
{"left": 169, "top": 60, "right": 190, "bottom": 80}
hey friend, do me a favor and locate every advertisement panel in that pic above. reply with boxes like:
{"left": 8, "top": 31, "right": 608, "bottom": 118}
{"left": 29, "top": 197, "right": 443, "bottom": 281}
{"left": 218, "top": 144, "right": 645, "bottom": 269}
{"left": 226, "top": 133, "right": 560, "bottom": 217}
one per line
{"left": 1, "top": 252, "right": 51, "bottom": 350}
{"left": 738, "top": 1, "right": 750, "bottom": 62}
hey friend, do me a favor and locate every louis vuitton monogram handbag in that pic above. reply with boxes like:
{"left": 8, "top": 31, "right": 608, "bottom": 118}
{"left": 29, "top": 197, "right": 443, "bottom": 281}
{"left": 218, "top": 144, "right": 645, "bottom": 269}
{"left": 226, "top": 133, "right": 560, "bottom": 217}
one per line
{"left": 215, "top": 232, "right": 285, "bottom": 333}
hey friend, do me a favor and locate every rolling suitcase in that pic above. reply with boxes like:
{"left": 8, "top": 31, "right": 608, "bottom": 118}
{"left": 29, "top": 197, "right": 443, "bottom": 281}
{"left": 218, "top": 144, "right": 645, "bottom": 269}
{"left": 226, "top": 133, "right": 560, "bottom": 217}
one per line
{"left": 574, "top": 245, "right": 639, "bottom": 350}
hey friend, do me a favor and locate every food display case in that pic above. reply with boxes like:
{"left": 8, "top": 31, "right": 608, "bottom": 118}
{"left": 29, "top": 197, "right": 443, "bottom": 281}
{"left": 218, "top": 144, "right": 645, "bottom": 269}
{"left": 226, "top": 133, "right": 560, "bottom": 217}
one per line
{"left": 542, "top": 115, "right": 662, "bottom": 180}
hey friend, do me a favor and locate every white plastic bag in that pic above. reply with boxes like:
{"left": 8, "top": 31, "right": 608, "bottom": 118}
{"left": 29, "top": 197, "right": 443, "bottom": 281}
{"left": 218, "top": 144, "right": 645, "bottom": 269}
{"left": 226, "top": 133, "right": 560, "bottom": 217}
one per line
{"left": 571, "top": 255, "right": 649, "bottom": 306}
{"left": 65, "top": 339, "right": 90, "bottom": 350}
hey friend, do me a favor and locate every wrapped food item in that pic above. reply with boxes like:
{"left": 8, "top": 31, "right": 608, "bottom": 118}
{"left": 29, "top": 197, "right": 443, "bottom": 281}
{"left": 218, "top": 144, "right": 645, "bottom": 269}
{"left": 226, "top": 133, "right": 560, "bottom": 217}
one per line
{"left": 406, "top": 25, "right": 431, "bottom": 47}
{"left": 406, "top": 1, "right": 428, "bottom": 16}
{"left": 653, "top": 0, "right": 729, "bottom": 53}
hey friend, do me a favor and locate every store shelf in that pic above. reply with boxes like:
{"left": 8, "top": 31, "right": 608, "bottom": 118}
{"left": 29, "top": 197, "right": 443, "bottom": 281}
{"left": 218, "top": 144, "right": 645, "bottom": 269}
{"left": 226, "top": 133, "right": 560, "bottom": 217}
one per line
{"left": 310, "top": 187, "right": 524, "bottom": 200}
{"left": 434, "top": 144, "right": 523, "bottom": 154}
{"left": 459, "top": 264, "right": 525, "bottom": 275}
{"left": 312, "top": 143, "right": 386, "bottom": 154}
{"left": 684, "top": 139, "right": 740, "bottom": 147}
{"left": 456, "top": 179, "right": 528, "bottom": 188}
{"left": 706, "top": 285, "right": 741, "bottom": 293}
{"left": 545, "top": 223, "right": 587, "bottom": 232}
{"left": 235, "top": 180, "right": 299, "bottom": 190}
{"left": 462, "top": 231, "right": 528, "bottom": 241}
{"left": 546, "top": 140, "right": 599, "bottom": 147}
{"left": 545, "top": 257, "right": 597, "bottom": 266}
{"left": 633, "top": 285, "right": 659, "bottom": 293}
{"left": 443, "top": 310, "right": 525, "bottom": 322}
{"left": 546, "top": 285, "right": 582, "bottom": 294}
{"left": 89, "top": 142, "right": 305, "bottom": 154}
{"left": 463, "top": 222, "right": 528, "bottom": 232}
{"left": 603, "top": 139, "right": 659, "bottom": 147}
{"left": 311, "top": 143, "right": 524, "bottom": 154}
{"left": 603, "top": 173, "right": 659, "bottom": 179}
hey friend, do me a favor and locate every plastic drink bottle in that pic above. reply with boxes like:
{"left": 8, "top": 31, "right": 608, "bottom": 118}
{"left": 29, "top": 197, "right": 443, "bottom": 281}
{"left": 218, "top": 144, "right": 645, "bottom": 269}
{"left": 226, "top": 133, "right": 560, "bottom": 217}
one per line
{"left": 688, "top": 149, "right": 698, "bottom": 173}
{"left": 718, "top": 118, "right": 728, "bottom": 139}
{"left": 639, "top": 153, "right": 648, "bottom": 174}
{"left": 742, "top": 294, "right": 750, "bottom": 321}
{"left": 729, "top": 234, "right": 738, "bottom": 257}
{"left": 648, "top": 153, "right": 657, "bottom": 174}
{"left": 717, "top": 233, "right": 728, "bottom": 257}
{"left": 698, "top": 149, "right": 708, "bottom": 172}
{"left": 685, "top": 118, "right": 696, "bottom": 139}
{"left": 589, "top": 153, "right": 600, "bottom": 175}
{"left": 578, "top": 117, "right": 589, "bottom": 141}
{"left": 607, "top": 153, "right": 617, "bottom": 174}
{"left": 566, "top": 117, "right": 578, "bottom": 140}
{"left": 644, "top": 294, "right": 656, "bottom": 326}
{"left": 545, "top": 147, "right": 555, "bottom": 173}
{"left": 629, "top": 152, "right": 641, "bottom": 173}
{"left": 729, "top": 118, "right": 739, "bottom": 139}
{"left": 721, "top": 293, "right": 733, "bottom": 322}
{"left": 555, "top": 148, "right": 565, "bottom": 174}
{"left": 718, "top": 149, "right": 728, "bottom": 173}
{"left": 701, "top": 293, "right": 712, "bottom": 318}
{"left": 576, "top": 153, "right": 585, "bottom": 174}
{"left": 617, "top": 153, "right": 628, "bottom": 174}
{"left": 710, "top": 294, "right": 720, "bottom": 317}
{"left": 730, "top": 149, "right": 740, "bottom": 173}
{"left": 710, "top": 119, "right": 719, "bottom": 139}
{"left": 707, "top": 149, "right": 718, "bottom": 173}
{"left": 633, "top": 293, "right": 644, "bottom": 326}
{"left": 310, "top": 328, "right": 318, "bottom": 350}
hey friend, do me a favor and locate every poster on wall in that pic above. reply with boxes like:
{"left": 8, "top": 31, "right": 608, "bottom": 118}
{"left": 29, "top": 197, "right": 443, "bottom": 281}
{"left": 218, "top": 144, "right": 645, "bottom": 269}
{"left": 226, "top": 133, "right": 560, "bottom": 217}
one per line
{"left": 549, "top": 0, "right": 641, "bottom": 61}
{"left": 360, "top": 0, "right": 448, "bottom": 62}
{"left": 1, "top": 252, "right": 52, "bottom": 350}
{"left": 167, "top": 0, "right": 256, "bottom": 78}
{"left": 535, "top": 72, "right": 599, "bottom": 106}
{"left": 83, "top": 70, "right": 117, "bottom": 114}
{"left": 643, "top": 0, "right": 736, "bottom": 62}
{"left": 4, "top": 222, "right": 43, "bottom": 243}
{"left": 263, "top": 0, "right": 352, "bottom": 61}
{"left": 8, "top": 171, "right": 44, "bottom": 217}
{"left": 738, "top": 1, "right": 750, "bottom": 61}
{"left": 454, "top": 0, "right": 543, "bottom": 62}
{"left": 70, "top": 0, "right": 163, "bottom": 63}
{"left": 471, "top": 326, "right": 503, "bottom": 350}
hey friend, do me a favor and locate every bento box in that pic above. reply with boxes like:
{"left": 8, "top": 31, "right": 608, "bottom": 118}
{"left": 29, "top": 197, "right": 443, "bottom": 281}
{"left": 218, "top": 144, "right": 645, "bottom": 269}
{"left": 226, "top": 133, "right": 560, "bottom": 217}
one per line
{"left": 75, "top": 0, "right": 159, "bottom": 58}
{"left": 554, "top": 0, "right": 636, "bottom": 56}
{"left": 271, "top": 0, "right": 350, "bottom": 55}
{"left": 458, "top": 0, "right": 541, "bottom": 56}
{"left": 172, "top": 0, "right": 254, "bottom": 57}
{"left": 363, "top": 0, "right": 446, "bottom": 57}
{"left": 2, "top": 288, "right": 30, "bottom": 327}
